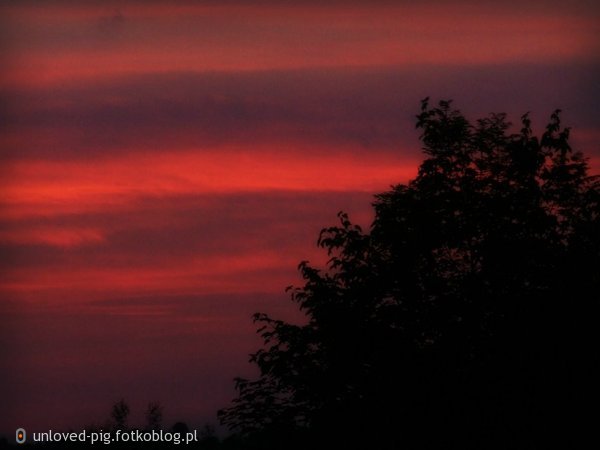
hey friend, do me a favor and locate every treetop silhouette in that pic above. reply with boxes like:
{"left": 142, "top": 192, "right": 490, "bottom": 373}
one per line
{"left": 219, "top": 99, "right": 599, "bottom": 449}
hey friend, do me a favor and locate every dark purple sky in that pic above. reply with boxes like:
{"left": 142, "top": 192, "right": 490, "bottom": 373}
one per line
{"left": 0, "top": 0, "right": 598, "bottom": 435}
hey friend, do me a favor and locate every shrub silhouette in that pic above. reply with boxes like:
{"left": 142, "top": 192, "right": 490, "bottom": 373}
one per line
{"left": 219, "top": 99, "right": 599, "bottom": 448}
{"left": 110, "top": 398, "right": 130, "bottom": 432}
{"left": 145, "top": 401, "right": 164, "bottom": 431}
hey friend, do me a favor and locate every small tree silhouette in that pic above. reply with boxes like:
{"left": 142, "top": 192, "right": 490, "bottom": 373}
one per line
{"left": 171, "top": 422, "right": 189, "bottom": 435}
{"left": 110, "top": 399, "right": 130, "bottom": 432}
{"left": 219, "top": 100, "right": 599, "bottom": 449}
{"left": 145, "top": 401, "right": 163, "bottom": 431}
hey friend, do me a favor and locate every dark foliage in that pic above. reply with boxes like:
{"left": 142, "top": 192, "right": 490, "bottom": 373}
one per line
{"left": 110, "top": 399, "right": 130, "bottom": 432}
{"left": 145, "top": 402, "right": 164, "bottom": 431}
{"left": 219, "top": 100, "right": 599, "bottom": 448}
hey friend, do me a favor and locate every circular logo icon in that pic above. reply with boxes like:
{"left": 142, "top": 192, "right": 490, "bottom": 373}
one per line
{"left": 16, "top": 428, "right": 26, "bottom": 444}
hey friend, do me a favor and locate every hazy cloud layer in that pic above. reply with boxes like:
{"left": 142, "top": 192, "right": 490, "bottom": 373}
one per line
{"left": 2, "top": 64, "right": 599, "bottom": 161}
{"left": 0, "top": 190, "right": 375, "bottom": 303}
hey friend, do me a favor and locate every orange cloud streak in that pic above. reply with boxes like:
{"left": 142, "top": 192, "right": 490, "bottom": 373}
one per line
{"left": 1, "top": 146, "right": 418, "bottom": 219}
{"left": 0, "top": 226, "right": 105, "bottom": 247}
{"left": 0, "top": 248, "right": 321, "bottom": 303}
{"left": 2, "top": 3, "right": 597, "bottom": 87}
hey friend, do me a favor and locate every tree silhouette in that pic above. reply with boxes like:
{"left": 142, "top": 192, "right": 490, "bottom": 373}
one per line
{"left": 145, "top": 401, "right": 163, "bottom": 431}
{"left": 219, "top": 100, "right": 599, "bottom": 448}
{"left": 110, "top": 398, "right": 130, "bottom": 432}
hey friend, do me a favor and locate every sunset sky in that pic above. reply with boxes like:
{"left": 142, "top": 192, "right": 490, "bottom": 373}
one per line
{"left": 1, "top": 0, "right": 599, "bottom": 435}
